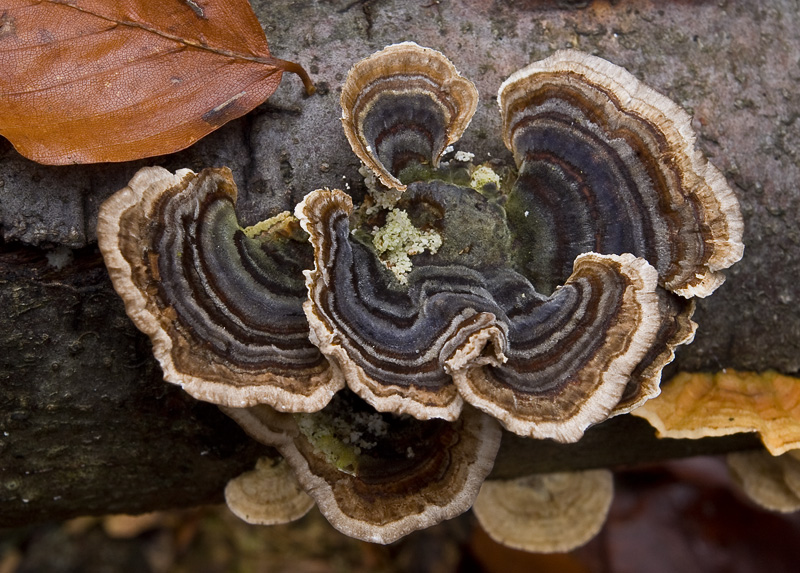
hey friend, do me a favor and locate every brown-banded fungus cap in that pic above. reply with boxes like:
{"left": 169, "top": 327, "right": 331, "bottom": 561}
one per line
{"left": 223, "top": 390, "right": 501, "bottom": 544}
{"left": 473, "top": 469, "right": 614, "bottom": 553}
{"left": 96, "top": 48, "right": 746, "bottom": 530}
{"left": 499, "top": 50, "right": 744, "bottom": 298}
{"left": 341, "top": 42, "right": 479, "bottom": 191}
{"left": 633, "top": 370, "right": 800, "bottom": 455}
{"left": 97, "top": 166, "right": 344, "bottom": 410}
{"left": 451, "top": 251, "right": 662, "bottom": 442}
{"left": 295, "top": 185, "right": 507, "bottom": 422}
{"left": 611, "top": 291, "right": 696, "bottom": 416}
{"left": 224, "top": 457, "right": 314, "bottom": 525}
{"left": 297, "top": 183, "right": 665, "bottom": 442}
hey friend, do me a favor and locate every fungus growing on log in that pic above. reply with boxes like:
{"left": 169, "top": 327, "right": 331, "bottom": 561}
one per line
{"left": 634, "top": 370, "right": 800, "bottom": 455}
{"left": 97, "top": 44, "right": 745, "bottom": 545}
{"left": 224, "top": 457, "right": 314, "bottom": 525}
{"left": 473, "top": 469, "right": 614, "bottom": 553}
{"left": 340, "top": 42, "right": 479, "bottom": 191}
{"left": 97, "top": 45, "right": 744, "bottom": 439}
{"left": 499, "top": 50, "right": 744, "bottom": 299}
{"left": 297, "top": 184, "right": 662, "bottom": 441}
{"left": 223, "top": 391, "right": 501, "bottom": 544}
{"left": 97, "top": 166, "right": 343, "bottom": 410}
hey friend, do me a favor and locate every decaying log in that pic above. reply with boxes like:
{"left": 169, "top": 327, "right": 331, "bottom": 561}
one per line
{"left": 1, "top": 0, "right": 798, "bottom": 527}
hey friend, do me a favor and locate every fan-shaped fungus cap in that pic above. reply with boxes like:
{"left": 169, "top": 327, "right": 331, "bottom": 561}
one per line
{"left": 341, "top": 42, "right": 479, "bottom": 191}
{"left": 499, "top": 50, "right": 744, "bottom": 298}
{"left": 223, "top": 391, "right": 501, "bottom": 544}
{"left": 224, "top": 457, "right": 314, "bottom": 525}
{"left": 295, "top": 186, "right": 507, "bottom": 421}
{"left": 297, "top": 184, "right": 663, "bottom": 442}
{"left": 473, "top": 469, "right": 614, "bottom": 553}
{"left": 452, "top": 252, "right": 661, "bottom": 442}
{"left": 97, "top": 166, "right": 344, "bottom": 410}
{"left": 633, "top": 370, "right": 800, "bottom": 455}
{"left": 728, "top": 450, "right": 800, "bottom": 513}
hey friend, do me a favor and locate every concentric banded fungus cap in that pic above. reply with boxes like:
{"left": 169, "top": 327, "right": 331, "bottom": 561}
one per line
{"left": 452, "top": 252, "right": 662, "bottom": 442}
{"left": 296, "top": 186, "right": 508, "bottom": 422}
{"left": 728, "top": 450, "right": 800, "bottom": 513}
{"left": 97, "top": 166, "right": 343, "bottom": 410}
{"left": 633, "top": 370, "right": 800, "bottom": 455}
{"left": 611, "top": 292, "right": 696, "bottom": 416}
{"left": 499, "top": 50, "right": 744, "bottom": 298}
{"left": 297, "top": 184, "right": 664, "bottom": 441}
{"left": 341, "top": 42, "right": 479, "bottom": 191}
{"left": 224, "top": 457, "right": 314, "bottom": 525}
{"left": 473, "top": 469, "right": 614, "bottom": 553}
{"left": 223, "top": 391, "right": 501, "bottom": 544}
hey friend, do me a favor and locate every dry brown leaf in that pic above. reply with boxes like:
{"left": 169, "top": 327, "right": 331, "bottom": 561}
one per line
{"left": 0, "top": 0, "right": 313, "bottom": 164}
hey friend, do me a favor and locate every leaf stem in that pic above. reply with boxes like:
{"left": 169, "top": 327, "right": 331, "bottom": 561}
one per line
{"left": 271, "top": 57, "right": 316, "bottom": 96}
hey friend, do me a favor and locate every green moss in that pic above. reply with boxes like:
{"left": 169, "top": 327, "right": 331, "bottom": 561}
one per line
{"left": 294, "top": 406, "right": 390, "bottom": 476}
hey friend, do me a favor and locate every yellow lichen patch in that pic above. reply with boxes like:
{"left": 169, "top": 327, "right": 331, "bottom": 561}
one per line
{"left": 242, "top": 211, "right": 297, "bottom": 239}
{"left": 372, "top": 209, "right": 442, "bottom": 284}
{"left": 294, "top": 408, "right": 390, "bottom": 476}
{"left": 633, "top": 370, "right": 800, "bottom": 455}
{"left": 469, "top": 164, "right": 501, "bottom": 192}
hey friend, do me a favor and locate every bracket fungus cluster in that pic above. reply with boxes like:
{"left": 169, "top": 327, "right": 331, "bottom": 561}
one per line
{"left": 98, "top": 42, "right": 743, "bottom": 545}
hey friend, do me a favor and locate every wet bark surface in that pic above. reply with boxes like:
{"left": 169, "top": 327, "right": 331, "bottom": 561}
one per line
{"left": 1, "top": 0, "right": 798, "bottom": 527}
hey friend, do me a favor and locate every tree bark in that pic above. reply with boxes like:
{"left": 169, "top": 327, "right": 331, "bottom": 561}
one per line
{"left": 1, "top": 0, "right": 797, "bottom": 527}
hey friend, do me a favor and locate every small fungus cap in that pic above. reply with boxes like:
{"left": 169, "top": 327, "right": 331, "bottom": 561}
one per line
{"left": 224, "top": 392, "right": 501, "bottom": 545}
{"left": 224, "top": 457, "right": 314, "bottom": 525}
{"left": 633, "top": 370, "right": 800, "bottom": 455}
{"left": 341, "top": 42, "right": 479, "bottom": 191}
{"left": 728, "top": 450, "right": 800, "bottom": 513}
{"left": 473, "top": 469, "right": 614, "bottom": 553}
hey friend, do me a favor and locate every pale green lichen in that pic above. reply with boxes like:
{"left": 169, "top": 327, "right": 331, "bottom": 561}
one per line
{"left": 470, "top": 164, "right": 501, "bottom": 192}
{"left": 360, "top": 165, "right": 403, "bottom": 214}
{"left": 294, "top": 409, "right": 390, "bottom": 476}
{"left": 242, "top": 211, "right": 296, "bottom": 239}
{"left": 372, "top": 209, "right": 442, "bottom": 284}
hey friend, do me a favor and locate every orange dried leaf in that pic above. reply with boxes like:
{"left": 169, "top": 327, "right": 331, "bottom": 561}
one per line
{"left": 0, "top": 0, "right": 313, "bottom": 164}
{"left": 633, "top": 370, "right": 800, "bottom": 455}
